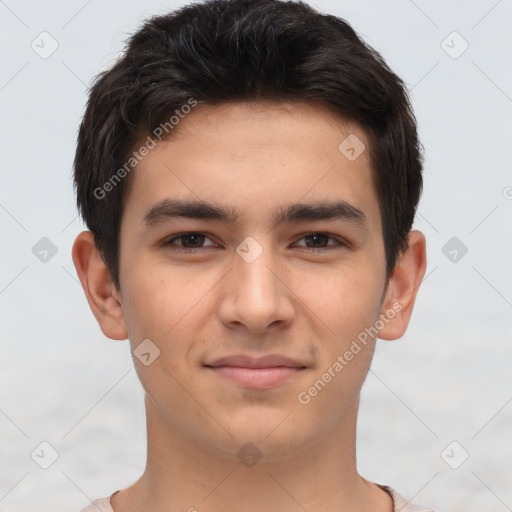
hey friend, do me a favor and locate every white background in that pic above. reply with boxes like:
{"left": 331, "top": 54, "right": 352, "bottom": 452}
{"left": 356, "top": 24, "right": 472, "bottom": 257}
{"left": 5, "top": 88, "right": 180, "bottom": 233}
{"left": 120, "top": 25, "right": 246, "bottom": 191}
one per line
{"left": 1, "top": 0, "right": 511, "bottom": 510}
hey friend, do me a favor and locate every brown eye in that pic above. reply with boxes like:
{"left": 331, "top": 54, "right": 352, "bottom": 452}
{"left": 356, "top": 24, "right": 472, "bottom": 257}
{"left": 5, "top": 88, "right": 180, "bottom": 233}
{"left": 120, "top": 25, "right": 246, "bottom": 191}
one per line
{"left": 295, "top": 233, "right": 347, "bottom": 250}
{"left": 164, "top": 232, "right": 217, "bottom": 250}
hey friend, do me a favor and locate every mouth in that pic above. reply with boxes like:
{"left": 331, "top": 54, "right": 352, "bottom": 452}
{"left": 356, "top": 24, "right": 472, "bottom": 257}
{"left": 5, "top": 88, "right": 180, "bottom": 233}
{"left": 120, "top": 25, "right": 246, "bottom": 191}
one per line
{"left": 204, "top": 354, "right": 307, "bottom": 389}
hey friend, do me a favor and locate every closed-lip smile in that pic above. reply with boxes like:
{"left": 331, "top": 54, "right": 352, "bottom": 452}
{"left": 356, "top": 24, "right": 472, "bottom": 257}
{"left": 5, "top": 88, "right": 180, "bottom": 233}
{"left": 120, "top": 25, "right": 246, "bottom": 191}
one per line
{"left": 204, "top": 354, "right": 307, "bottom": 389}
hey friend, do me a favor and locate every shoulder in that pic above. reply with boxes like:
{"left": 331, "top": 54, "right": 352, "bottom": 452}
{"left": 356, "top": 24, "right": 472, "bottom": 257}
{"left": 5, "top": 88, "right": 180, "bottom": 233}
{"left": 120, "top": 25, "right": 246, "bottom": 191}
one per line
{"left": 78, "top": 496, "right": 114, "bottom": 512}
{"left": 380, "top": 485, "right": 437, "bottom": 512}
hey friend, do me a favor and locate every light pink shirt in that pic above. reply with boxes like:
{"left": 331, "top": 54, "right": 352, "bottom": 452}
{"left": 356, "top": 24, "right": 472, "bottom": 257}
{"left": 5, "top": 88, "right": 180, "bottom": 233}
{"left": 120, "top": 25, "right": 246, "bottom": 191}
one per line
{"left": 79, "top": 485, "right": 437, "bottom": 511}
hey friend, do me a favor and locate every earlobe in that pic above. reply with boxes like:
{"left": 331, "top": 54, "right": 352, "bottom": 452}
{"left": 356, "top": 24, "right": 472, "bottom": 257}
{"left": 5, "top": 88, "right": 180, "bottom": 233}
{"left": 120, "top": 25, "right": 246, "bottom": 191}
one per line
{"left": 377, "top": 230, "right": 427, "bottom": 341}
{"left": 71, "top": 230, "right": 128, "bottom": 340}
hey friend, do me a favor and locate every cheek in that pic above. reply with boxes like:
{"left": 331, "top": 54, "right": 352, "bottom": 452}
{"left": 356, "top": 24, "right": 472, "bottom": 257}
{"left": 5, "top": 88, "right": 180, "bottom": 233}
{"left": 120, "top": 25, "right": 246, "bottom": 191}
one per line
{"left": 292, "top": 264, "right": 383, "bottom": 337}
{"left": 120, "top": 275, "right": 198, "bottom": 406}
{"left": 121, "top": 259, "right": 187, "bottom": 338}
{"left": 120, "top": 264, "right": 214, "bottom": 376}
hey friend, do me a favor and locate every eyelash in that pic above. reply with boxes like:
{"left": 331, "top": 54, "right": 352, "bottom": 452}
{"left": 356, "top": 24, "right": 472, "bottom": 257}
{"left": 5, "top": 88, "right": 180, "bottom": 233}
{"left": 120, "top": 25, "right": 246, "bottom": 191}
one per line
{"left": 162, "top": 232, "right": 349, "bottom": 252}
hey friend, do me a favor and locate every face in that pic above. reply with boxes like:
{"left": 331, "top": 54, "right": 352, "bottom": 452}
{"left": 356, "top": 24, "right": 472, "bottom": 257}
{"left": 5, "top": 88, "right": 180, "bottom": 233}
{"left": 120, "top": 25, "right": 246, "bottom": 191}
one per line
{"left": 115, "top": 101, "right": 391, "bottom": 459}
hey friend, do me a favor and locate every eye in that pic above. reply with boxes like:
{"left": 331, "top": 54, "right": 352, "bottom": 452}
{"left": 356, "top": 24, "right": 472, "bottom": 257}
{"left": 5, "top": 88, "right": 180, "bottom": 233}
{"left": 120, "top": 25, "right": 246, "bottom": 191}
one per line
{"left": 293, "top": 233, "right": 348, "bottom": 251}
{"left": 163, "top": 232, "right": 218, "bottom": 250}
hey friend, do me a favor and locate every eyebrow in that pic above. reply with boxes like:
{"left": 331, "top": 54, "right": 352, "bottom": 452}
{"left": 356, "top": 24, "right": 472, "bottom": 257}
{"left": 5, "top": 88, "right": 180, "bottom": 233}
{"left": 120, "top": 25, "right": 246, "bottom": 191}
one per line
{"left": 142, "top": 198, "right": 368, "bottom": 229}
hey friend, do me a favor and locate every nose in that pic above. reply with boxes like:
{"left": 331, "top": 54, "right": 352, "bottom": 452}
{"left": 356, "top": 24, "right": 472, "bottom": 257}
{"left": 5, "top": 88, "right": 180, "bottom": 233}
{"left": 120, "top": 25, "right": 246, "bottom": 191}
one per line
{"left": 216, "top": 240, "right": 295, "bottom": 334}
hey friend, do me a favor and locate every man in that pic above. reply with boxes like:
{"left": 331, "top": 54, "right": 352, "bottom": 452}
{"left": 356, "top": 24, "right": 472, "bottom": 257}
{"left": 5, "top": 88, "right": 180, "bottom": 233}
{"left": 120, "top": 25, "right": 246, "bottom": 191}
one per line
{"left": 71, "top": 0, "right": 435, "bottom": 510}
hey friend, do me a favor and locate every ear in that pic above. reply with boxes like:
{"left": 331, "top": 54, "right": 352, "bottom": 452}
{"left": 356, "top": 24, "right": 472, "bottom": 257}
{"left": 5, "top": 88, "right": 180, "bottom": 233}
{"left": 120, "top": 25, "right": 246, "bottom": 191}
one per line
{"left": 71, "top": 230, "right": 128, "bottom": 340}
{"left": 377, "top": 230, "right": 427, "bottom": 340}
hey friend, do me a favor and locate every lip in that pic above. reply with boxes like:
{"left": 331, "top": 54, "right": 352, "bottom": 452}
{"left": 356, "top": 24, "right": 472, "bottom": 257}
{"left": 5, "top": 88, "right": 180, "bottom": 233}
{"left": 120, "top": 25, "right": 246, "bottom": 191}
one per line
{"left": 205, "top": 354, "right": 306, "bottom": 369}
{"left": 204, "top": 354, "right": 307, "bottom": 389}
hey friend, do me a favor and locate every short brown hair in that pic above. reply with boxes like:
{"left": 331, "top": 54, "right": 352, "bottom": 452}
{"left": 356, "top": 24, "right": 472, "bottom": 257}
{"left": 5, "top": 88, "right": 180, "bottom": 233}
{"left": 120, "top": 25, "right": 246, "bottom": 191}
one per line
{"left": 73, "top": 0, "right": 424, "bottom": 290}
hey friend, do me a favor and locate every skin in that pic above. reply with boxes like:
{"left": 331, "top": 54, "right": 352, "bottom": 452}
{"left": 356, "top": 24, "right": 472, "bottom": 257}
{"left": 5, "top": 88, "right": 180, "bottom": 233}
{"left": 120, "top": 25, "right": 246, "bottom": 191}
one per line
{"left": 72, "top": 100, "right": 427, "bottom": 512}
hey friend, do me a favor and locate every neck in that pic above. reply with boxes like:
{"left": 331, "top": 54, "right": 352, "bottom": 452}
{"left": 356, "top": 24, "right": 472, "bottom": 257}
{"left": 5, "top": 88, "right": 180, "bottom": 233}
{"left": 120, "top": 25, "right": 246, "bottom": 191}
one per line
{"left": 111, "top": 393, "right": 393, "bottom": 512}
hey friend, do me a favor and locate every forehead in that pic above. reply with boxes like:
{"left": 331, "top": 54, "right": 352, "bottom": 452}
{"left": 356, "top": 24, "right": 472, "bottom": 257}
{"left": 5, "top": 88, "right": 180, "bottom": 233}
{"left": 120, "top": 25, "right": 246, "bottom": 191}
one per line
{"left": 169, "top": 100, "right": 368, "bottom": 157}
{"left": 121, "top": 101, "right": 381, "bottom": 233}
